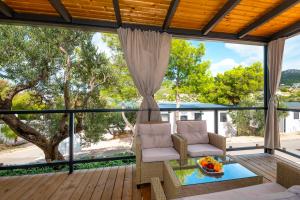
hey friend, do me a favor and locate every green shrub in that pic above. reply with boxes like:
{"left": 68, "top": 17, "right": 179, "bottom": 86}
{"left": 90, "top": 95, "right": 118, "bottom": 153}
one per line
{"left": 0, "top": 159, "right": 135, "bottom": 177}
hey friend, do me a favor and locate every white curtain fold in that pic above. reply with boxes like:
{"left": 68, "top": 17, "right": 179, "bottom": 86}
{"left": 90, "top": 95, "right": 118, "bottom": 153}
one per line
{"left": 117, "top": 28, "right": 171, "bottom": 123}
{"left": 264, "top": 38, "right": 286, "bottom": 150}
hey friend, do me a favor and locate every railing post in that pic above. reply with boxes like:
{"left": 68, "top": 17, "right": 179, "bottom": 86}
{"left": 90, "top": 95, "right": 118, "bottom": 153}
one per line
{"left": 69, "top": 112, "right": 74, "bottom": 174}
{"left": 214, "top": 110, "right": 219, "bottom": 134}
{"left": 148, "top": 108, "right": 151, "bottom": 122}
{"left": 263, "top": 44, "right": 271, "bottom": 154}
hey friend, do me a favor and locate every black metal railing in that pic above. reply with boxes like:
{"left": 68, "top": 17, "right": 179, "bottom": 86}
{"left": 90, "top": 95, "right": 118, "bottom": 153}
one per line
{"left": 0, "top": 106, "right": 277, "bottom": 173}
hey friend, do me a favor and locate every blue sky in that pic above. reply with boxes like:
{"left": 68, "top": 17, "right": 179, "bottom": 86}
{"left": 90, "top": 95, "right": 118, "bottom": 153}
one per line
{"left": 92, "top": 33, "right": 300, "bottom": 77}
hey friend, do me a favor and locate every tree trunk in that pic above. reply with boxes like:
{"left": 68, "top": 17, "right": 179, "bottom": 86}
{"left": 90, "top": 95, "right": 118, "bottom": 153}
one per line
{"left": 43, "top": 144, "right": 64, "bottom": 163}
{"left": 1, "top": 114, "right": 66, "bottom": 163}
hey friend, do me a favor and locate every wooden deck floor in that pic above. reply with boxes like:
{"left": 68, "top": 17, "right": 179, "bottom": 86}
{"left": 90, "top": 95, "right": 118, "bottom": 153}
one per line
{"left": 0, "top": 153, "right": 299, "bottom": 200}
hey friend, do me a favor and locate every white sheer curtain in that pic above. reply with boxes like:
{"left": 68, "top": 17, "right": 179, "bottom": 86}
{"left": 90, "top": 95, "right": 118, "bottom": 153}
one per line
{"left": 264, "top": 38, "right": 286, "bottom": 151}
{"left": 117, "top": 28, "right": 171, "bottom": 123}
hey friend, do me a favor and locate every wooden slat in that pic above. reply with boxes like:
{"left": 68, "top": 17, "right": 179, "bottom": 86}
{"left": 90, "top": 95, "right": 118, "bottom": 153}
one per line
{"left": 122, "top": 165, "right": 133, "bottom": 200}
{"left": 213, "top": 0, "right": 284, "bottom": 34}
{"left": 32, "top": 173, "right": 68, "bottom": 200}
{"left": 101, "top": 166, "right": 119, "bottom": 200}
{"left": 112, "top": 166, "right": 126, "bottom": 200}
{"left": 119, "top": 0, "right": 171, "bottom": 26}
{"left": 2, "top": 174, "right": 42, "bottom": 200}
{"left": 4, "top": 174, "right": 46, "bottom": 200}
{"left": 79, "top": 169, "right": 103, "bottom": 200}
{"left": 68, "top": 169, "right": 96, "bottom": 200}
{"left": 202, "top": 0, "right": 241, "bottom": 35}
{"left": 90, "top": 167, "right": 111, "bottom": 200}
{"left": 19, "top": 173, "right": 53, "bottom": 200}
{"left": 4, "top": 0, "right": 59, "bottom": 15}
{"left": 238, "top": 0, "right": 300, "bottom": 38}
{"left": 170, "top": 0, "right": 228, "bottom": 29}
{"left": 0, "top": 165, "right": 141, "bottom": 200}
{"left": 251, "top": 3, "right": 300, "bottom": 37}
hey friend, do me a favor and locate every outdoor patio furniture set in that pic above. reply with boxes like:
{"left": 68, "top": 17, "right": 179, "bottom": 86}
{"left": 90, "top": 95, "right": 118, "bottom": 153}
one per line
{"left": 134, "top": 120, "right": 300, "bottom": 200}
{"left": 134, "top": 120, "right": 226, "bottom": 185}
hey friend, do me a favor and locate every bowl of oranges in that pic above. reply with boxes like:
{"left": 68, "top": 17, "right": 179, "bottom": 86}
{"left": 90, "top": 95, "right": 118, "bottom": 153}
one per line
{"left": 197, "top": 156, "right": 224, "bottom": 176}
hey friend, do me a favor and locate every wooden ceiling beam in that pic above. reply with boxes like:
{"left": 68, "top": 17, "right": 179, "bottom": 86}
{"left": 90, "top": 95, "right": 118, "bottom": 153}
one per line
{"left": 162, "top": 0, "right": 180, "bottom": 30}
{"left": 113, "top": 0, "right": 122, "bottom": 27}
{"left": 0, "top": 13, "right": 268, "bottom": 45}
{"left": 0, "top": 1, "right": 14, "bottom": 18}
{"left": 271, "top": 21, "right": 300, "bottom": 40}
{"left": 238, "top": 0, "right": 300, "bottom": 38}
{"left": 49, "top": 0, "right": 71, "bottom": 22}
{"left": 202, "top": 0, "right": 240, "bottom": 35}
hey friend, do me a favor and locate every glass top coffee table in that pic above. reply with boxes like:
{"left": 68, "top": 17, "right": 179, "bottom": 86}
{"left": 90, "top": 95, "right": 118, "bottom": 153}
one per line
{"left": 163, "top": 156, "right": 263, "bottom": 199}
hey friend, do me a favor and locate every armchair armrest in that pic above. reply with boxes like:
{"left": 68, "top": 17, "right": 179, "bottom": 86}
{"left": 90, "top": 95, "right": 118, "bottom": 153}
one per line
{"left": 171, "top": 134, "right": 187, "bottom": 162}
{"left": 151, "top": 177, "right": 167, "bottom": 200}
{"left": 277, "top": 162, "right": 300, "bottom": 188}
{"left": 208, "top": 132, "right": 226, "bottom": 155}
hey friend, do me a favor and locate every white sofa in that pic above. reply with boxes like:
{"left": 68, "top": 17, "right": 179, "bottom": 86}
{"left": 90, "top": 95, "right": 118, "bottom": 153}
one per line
{"left": 151, "top": 162, "right": 300, "bottom": 200}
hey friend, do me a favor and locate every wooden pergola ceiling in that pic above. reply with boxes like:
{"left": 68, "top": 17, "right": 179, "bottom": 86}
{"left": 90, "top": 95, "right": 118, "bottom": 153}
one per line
{"left": 0, "top": 0, "right": 300, "bottom": 44}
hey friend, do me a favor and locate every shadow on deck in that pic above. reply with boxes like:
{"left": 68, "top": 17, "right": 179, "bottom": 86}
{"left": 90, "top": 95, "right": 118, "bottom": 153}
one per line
{"left": 0, "top": 153, "right": 299, "bottom": 200}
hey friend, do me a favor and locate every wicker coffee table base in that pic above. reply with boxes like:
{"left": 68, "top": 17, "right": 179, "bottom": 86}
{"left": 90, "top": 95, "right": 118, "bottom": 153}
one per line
{"left": 163, "top": 161, "right": 263, "bottom": 199}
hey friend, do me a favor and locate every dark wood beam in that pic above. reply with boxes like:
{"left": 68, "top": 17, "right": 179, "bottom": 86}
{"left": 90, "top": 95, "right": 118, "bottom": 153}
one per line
{"left": 162, "top": 0, "right": 180, "bottom": 30}
{"left": 112, "top": 0, "right": 122, "bottom": 27}
{"left": 0, "top": 1, "right": 14, "bottom": 18}
{"left": 49, "top": 0, "right": 71, "bottom": 22}
{"left": 271, "top": 21, "right": 300, "bottom": 40}
{"left": 0, "top": 13, "right": 268, "bottom": 45}
{"left": 202, "top": 0, "right": 240, "bottom": 35}
{"left": 238, "top": 0, "right": 300, "bottom": 38}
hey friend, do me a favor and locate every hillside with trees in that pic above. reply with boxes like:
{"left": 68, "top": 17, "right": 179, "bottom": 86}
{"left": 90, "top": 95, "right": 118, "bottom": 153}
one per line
{"left": 280, "top": 69, "right": 300, "bottom": 86}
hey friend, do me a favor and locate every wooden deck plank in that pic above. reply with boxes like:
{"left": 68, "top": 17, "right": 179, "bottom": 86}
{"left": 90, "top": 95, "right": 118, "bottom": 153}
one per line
{"left": 19, "top": 173, "right": 53, "bottom": 200}
{"left": 122, "top": 165, "right": 133, "bottom": 200}
{"left": 54, "top": 170, "right": 88, "bottom": 200}
{"left": 31, "top": 172, "right": 68, "bottom": 200}
{"left": 6, "top": 174, "right": 47, "bottom": 200}
{"left": 101, "top": 166, "right": 119, "bottom": 200}
{"left": 112, "top": 166, "right": 126, "bottom": 200}
{"left": 0, "top": 154, "right": 291, "bottom": 200}
{"left": 235, "top": 154, "right": 276, "bottom": 181}
{"left": 79, "top": 169, "right": 103, "bottom": 200}
{"left": 0, "top": 176, "right": 27, "bottom": 196}
{"left": 90, "top": 167, "right": 111, "bottom": 200}
{"left": 69, "top": 169, "right": 96, "bottom": 200}
{"left": 2, "top": 175, "right": 39, "bottom": 200}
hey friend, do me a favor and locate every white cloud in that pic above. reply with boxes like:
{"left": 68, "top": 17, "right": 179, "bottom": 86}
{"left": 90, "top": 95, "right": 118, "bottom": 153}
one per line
{"left": 211, "top": 58, "right": 239, "bottom": 76}
{"left": 282, "top": 35, "right": 300, "bottom": 70}
{"left": 224, "top": 43, "right": 263, "bottom": 65}
{"left": 92, "top": 33, "right": 112, "bottom": 58}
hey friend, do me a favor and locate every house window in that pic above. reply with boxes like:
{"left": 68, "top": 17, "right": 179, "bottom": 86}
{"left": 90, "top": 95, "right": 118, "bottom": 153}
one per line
{"left": 294, "top": 112, "right": 299, "bottom": 120}
{"left": 161, "top": 114, "right": 170, "bottom": 122}
{"left": 194, "top": 113, "right": 202, "bottom": 120}
{"left": 180, "top": 115, "right": 188, "bottom": 120}
{"left": 220, "top": 113, "right": 227, "bottom": 122}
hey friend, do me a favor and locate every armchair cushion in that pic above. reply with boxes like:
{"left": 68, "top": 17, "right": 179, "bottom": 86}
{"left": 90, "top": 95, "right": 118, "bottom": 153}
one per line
{"left": 177, "top": 120, "right": 209, "bottom": 145}
{"left": 142, "top": 147, "right": 180, "bottom": 162}
{"left": 187, "top": 144, "right": 224, "bottom": 157}
{"left": 136, "top": 123, "right": 173, "bottom": 149}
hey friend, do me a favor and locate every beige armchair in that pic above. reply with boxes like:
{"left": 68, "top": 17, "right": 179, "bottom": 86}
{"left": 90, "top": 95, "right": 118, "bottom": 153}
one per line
{"left": 135, "top": 122, "right": 187, "bottom": 185}
{"left": 176, "top": 120, "right": 226, "bottom": 157}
